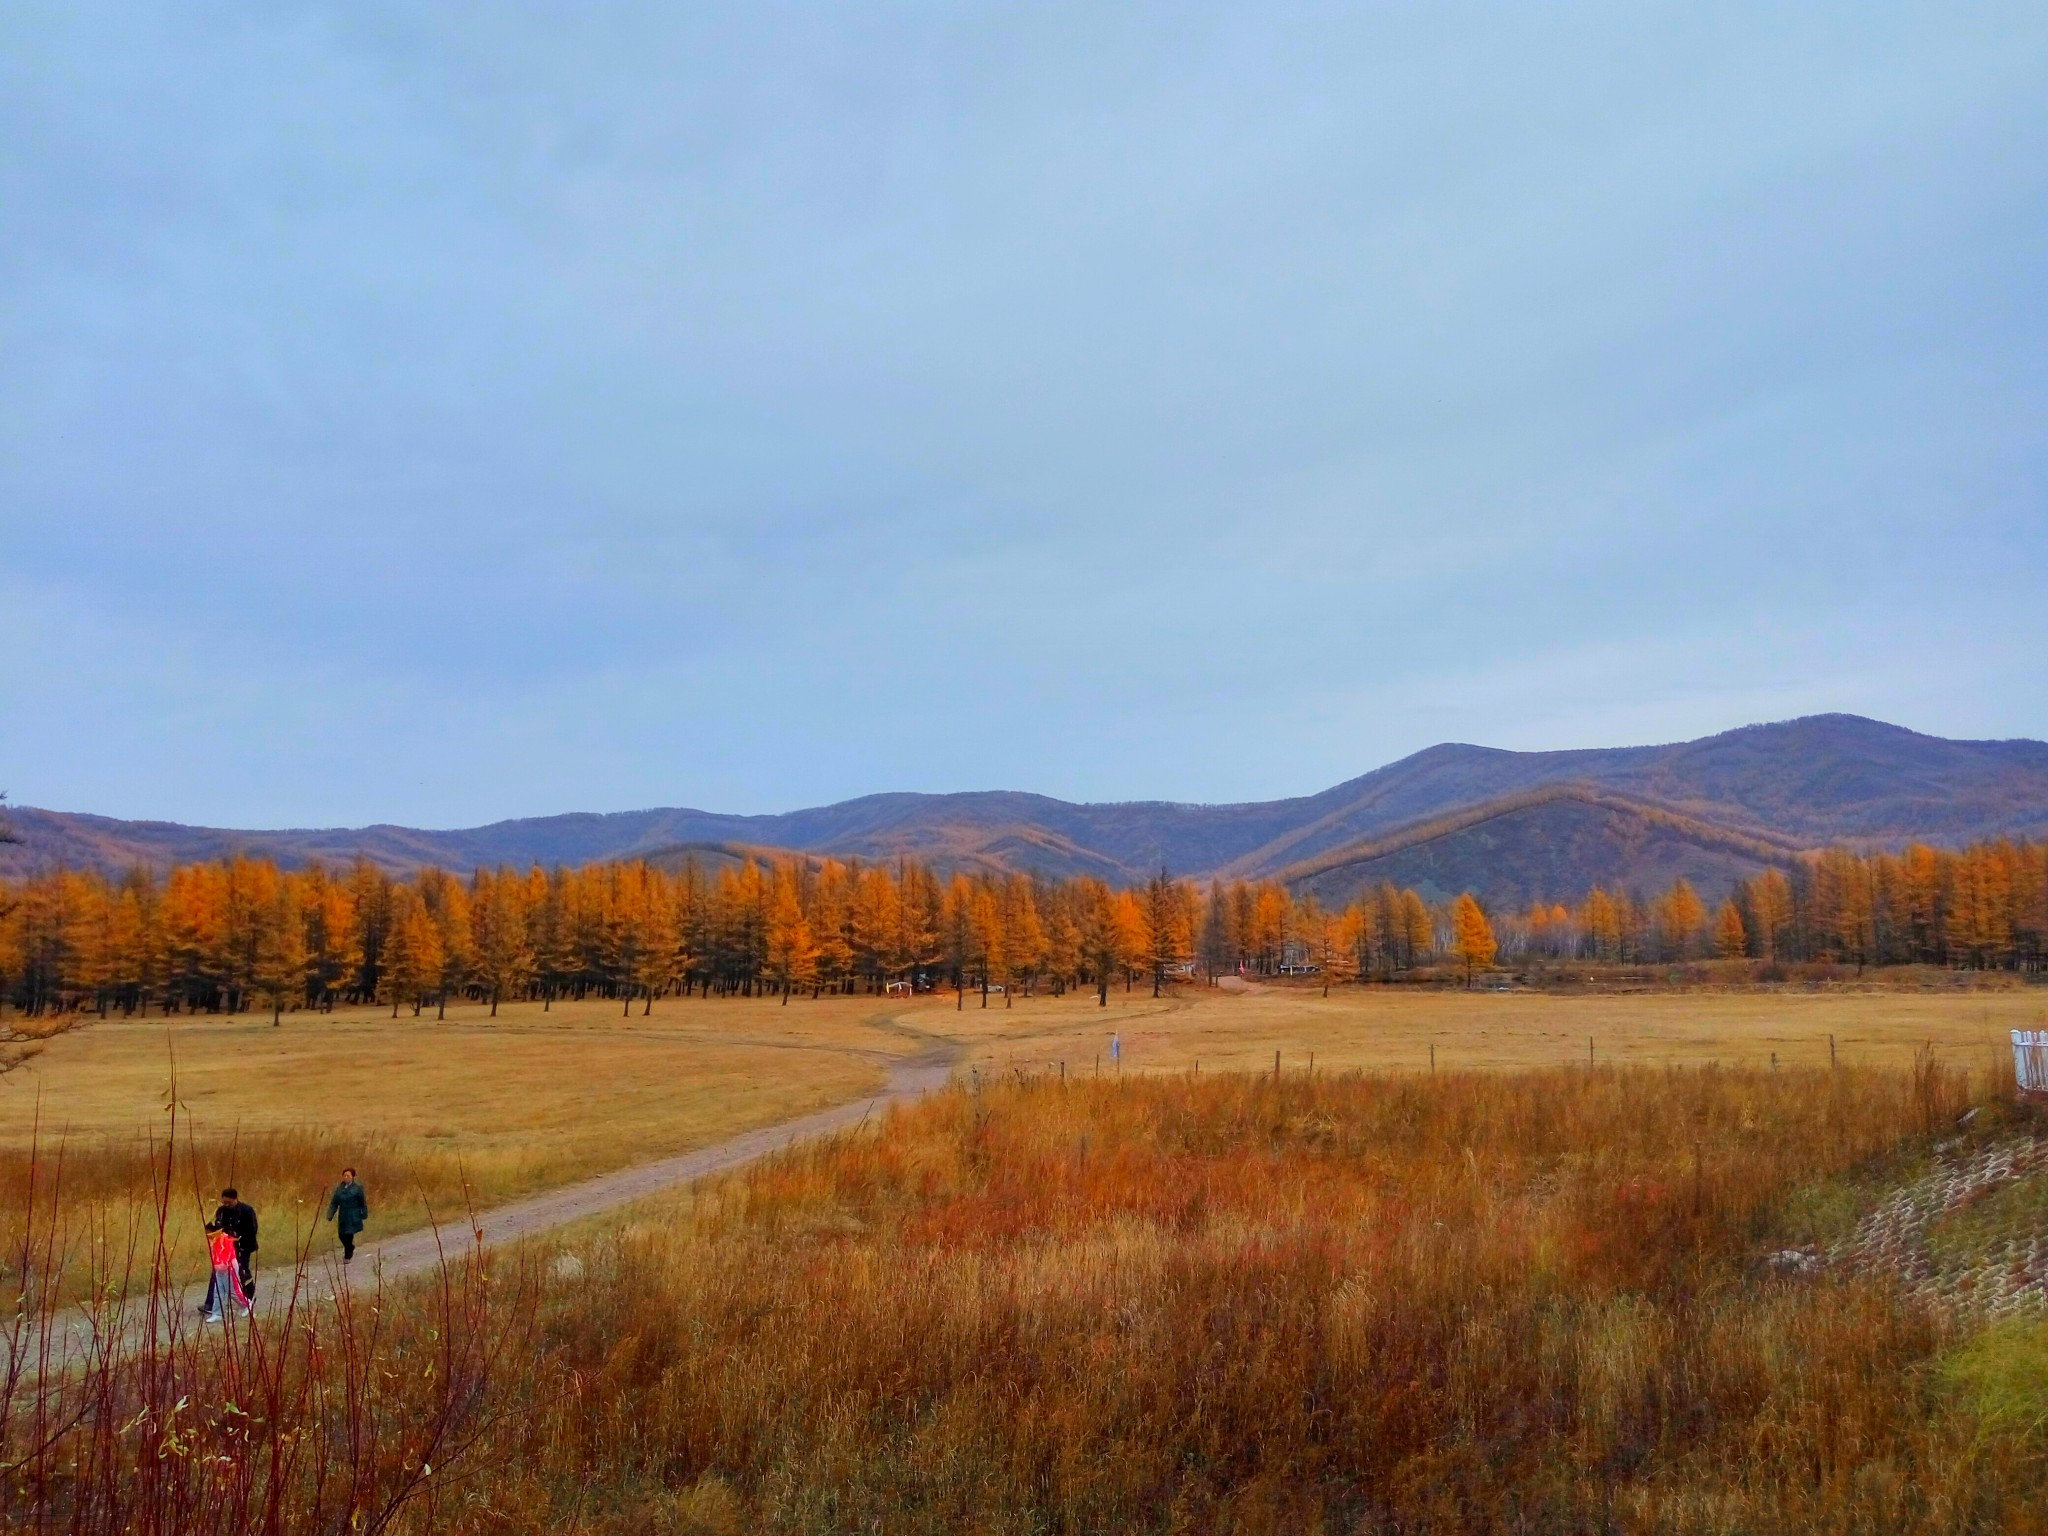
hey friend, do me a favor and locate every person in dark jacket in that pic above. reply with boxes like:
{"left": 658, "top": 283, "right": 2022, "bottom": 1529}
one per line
{"left": 212, "top": 1187, "right": 258, "bottom": 1300}
{"left": 325, "top": 1168, "right": 370, "bottom": 1262}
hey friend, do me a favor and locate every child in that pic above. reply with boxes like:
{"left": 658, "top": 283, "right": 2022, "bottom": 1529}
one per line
{"left": 202, "top": 1222, "right": 252, "bottom": 1322}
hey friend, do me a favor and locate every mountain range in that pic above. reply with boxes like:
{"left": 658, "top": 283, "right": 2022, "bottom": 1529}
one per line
{"left": 9, "top": 715, "right": 2047, "bottom": 905}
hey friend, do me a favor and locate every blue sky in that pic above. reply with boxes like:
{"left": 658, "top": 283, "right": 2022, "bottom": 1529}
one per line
{"left": 5, "top": 3, "right": 2044, "bottom": 828}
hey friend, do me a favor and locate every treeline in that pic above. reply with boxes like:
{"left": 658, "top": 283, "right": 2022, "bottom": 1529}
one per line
{"left": 0, "top": 857, "right": 1261, "bottom": 1019}
{"left": 0, "top": 835, "right": 2041, "bottom": 1019}
{"left": 1509, "top": 839, "right": 2047, "bottom": 972}
{"left": 0, "top": 854, "right": 1500, "bottom": 1019}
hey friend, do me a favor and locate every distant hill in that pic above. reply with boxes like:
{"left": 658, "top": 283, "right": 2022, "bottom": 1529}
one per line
{"left": 8, "top": 715, "right": 2046, "bottom": 904}
{"left": 1282, "top": 785, "right": 1815, "bottom": 909}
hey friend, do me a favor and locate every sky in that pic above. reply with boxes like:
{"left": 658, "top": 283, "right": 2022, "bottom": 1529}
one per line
{"left": 5, "top": 3, "right": 2045, "bottom": 829}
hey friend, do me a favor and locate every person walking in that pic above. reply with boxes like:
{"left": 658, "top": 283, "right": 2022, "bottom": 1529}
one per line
{"left": 325, "top": 1167, "right": 369, "bottom": 1263}
{"left": 211, "top": 1187, "right": 259, "bottom": 1302}
{"left": 200, "top": 1221, "right": 251, "bottom": 1322}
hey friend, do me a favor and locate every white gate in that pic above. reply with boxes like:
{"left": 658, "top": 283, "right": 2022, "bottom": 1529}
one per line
{"left": 2015, "top": 1031, "right": 2048, "bottom": 1097}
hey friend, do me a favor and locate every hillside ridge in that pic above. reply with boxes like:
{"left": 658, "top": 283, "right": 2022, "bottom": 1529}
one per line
{"left": 8, "top": 714, "right": 2046, "bottom": 904}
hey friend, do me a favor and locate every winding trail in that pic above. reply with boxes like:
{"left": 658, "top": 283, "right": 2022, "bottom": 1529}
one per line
{"left": 347, "top": 1045, "right": 953, "bottom": 1286}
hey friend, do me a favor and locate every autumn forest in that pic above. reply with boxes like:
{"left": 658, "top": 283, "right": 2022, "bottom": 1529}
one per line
{"left": 1, "top": 834, "right": 2043, "bottom": 1021}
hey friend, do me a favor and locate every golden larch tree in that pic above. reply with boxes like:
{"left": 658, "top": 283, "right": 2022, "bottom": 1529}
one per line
{"left": 1451, "top": 893, "right": 1497, "bottom": 987}
{"left": 1713, "top": 899, "right": 1748, "bottom": 959}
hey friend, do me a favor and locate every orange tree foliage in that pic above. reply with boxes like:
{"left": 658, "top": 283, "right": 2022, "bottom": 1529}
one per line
{"left": 0, "top": 835, "right": 2042, "bottom": 1016}
{"left": 1520, "top": 841, "right": 2047, "bottom": 970}
{"left": 1450, "top": 892, "right": 1498, "bottom": 984}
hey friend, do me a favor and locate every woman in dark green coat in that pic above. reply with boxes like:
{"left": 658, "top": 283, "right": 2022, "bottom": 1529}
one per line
{"left": 325, "top": 1167, "right": 369, "bottom": 1262}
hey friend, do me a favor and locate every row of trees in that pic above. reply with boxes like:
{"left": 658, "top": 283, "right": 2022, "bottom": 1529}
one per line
{"left": 0, "top": 857, "right": 1209, "bottom": 1019}
{"left": 0, "top": 850, "right": 1508, "bottom": 1020}
{"left": 0, "top": 835, "right": 2040, "bottom": 1018}
{"left": 1507, "top": 839, "right": 2047, "bottom": 972}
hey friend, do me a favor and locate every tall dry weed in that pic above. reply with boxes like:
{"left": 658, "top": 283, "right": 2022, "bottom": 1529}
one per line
{"left": 0, "top": 1119, "right": 539, "bottom": 1535}
{"left": 478, "top": 1062, "right": 2040, "bottom": 1533}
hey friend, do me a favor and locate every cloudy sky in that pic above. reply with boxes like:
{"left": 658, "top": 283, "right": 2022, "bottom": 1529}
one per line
{"left": 6, "top": 3, "right": 2044, "bottom": 828}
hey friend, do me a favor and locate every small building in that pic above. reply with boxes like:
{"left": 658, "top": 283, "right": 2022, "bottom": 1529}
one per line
{"left": 1277, "top": 939, "right": 1319, "bottom": 975}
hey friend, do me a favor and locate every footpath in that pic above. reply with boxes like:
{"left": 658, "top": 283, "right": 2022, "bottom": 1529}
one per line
{"left": 341, "top": 1048, "right": 952, "bottom": 1288}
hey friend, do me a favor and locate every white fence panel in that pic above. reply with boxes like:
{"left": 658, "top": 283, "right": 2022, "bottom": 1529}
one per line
{"left": 2015, "top": 1031, "right": 2048, "bottom": 1096}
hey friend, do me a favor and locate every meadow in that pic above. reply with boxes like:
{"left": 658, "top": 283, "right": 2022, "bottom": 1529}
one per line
{"left": 9, "top": 1048, "right": 2048, "bottom": 1533}
{"left": 0, "top": 992, "right": 901, "bottom": 1285}
{"left": 0, "top": 980, "right": 2036, "bottom": 1287}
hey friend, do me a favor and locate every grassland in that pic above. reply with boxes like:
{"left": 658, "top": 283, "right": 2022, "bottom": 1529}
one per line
{"left": 0, "top": 993, "right": 902, "bottom": 1278}
{"left": 2, "top": 981, "right": 2036, "bottom": 1281}
{"left": 942, "top": 977, "right": 2043, "bottom": 1081}
{"left": 15, "top": 1054, "right": 2048, "bottom": 1534}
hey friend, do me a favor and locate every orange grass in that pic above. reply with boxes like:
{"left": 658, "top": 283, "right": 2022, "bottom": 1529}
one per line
{"left": 494, "top": 1059, "right": 2045, "bottom": 1532}
{"left": 13, "top": 1059, "right": 2047, "bottom": 1533}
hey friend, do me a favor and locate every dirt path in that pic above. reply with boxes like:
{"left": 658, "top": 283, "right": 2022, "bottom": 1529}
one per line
{"left": 341, "top": 1046, "right": 952, "bottom": 1287}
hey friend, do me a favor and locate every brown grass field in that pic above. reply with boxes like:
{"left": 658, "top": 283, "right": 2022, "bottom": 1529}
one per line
{"left": 2, "top": 982, "right": 2039, "bottom": 1265}
{"left": 941, "top": 977, "right": 2045, "bottom": 1080}
{"left": 0, "top": 993, "right": 901, "bottom": 1282}
{"left": 12, "top": 1045, "right": 2048, "bottom": 1533}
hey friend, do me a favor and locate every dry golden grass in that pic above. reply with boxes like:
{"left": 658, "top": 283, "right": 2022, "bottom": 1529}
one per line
{"left": 2, "top": 982, "right": 2035, "bottom": 1279}
{"left": 498, "top": 1061, "right": 2047, "bottom": 1533}
{"left": 0, "top": 993, "right": 909, "bottom": 1162}
{"left": 225, "top": 1061, "right": 2048, "bottom": 1531}
{"left": 0, "top": 993, "right": 905, "bottom": 1275}
{"left": 12, "top": 990, "right": 2048, "bottom": 1532}
{"left": 935, "top": 978, "right": 2045, "bottom": 1082}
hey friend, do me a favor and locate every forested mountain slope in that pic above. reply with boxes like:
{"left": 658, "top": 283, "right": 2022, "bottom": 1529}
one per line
{"left": 9, "top": 716, "right": 2046, "bottom": 903}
